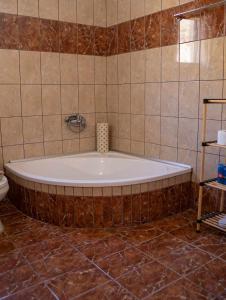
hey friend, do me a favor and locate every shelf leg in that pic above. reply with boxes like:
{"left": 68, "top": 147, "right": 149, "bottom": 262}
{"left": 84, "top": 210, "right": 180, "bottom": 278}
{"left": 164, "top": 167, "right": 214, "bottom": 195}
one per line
{"left": 220, "top": 190, "right": 224, "bottom": 212}
{"left": 197, "top": 186, "right": 203, "bottom": 232}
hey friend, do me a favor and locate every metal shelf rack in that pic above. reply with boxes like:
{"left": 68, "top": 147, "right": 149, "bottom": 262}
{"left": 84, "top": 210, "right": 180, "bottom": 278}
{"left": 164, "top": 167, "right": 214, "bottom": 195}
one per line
{"left": 197, "top": 99, "right": 226, "bottom": 233}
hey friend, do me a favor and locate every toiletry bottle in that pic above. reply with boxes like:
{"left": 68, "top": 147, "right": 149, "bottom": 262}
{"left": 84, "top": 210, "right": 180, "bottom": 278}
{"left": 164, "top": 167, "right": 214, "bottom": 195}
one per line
{"left": 223, "top": 164, "right": 226, "bottom": 185}
{"left": 217, "top": 163, "right": 224, "bottom": 184}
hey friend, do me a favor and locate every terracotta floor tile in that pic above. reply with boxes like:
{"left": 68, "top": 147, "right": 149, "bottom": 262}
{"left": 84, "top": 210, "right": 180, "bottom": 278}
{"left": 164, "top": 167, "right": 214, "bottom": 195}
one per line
{"left": 153, "top": 213, "right": 193, "bottom": 233}
{"left": 145, "top": 278, "right": 214, "bottom": 300}
{"left": 3, "top": 284, "right": 56, "bottom": 300}
{"left": 0, "top": 250, "right": 26, "bottom": 275}
{"left": 63, "top": 228, "right": 113, "bottom": 248}
{"left": 160, "top": 244, "right": 214, "bottom": 275}
{"left": 79, "top": 236, "right": 128, "bottom": 261}
{"left": 117, "top": 260, "right": 179, "bottom": 299}
{"left": 0, "top": 236, "right": 15, "bottom": 255}
{"left": 186, "top": 258, "right": 226, "bottom": 296}
{"left": 31, "top": 248, "right": 89, "bottom": 280}
{"left": 96, "top": 247, "right": 152, "bottom": 278}
{"left": 47, "top": 265, "right": 109, "bottom": 299}
{"left": 0, "top": 201, "right": 18, "bottom": 216}
{"left": 74, "top": 281, "right": 136, "bottom": 300}
{"left": 21, "top": 236, "right": 72, "bottom": 263}
{"left": 170, "top": 223, "right": 209, "bottom": 243}
{"left": 138, "top": 233, "right": 186, "bottom": 259}
{"left": 192, "top": 230, "right": 226, "bottom": 258}
{"left": 119, "top": 227, "right": 163, "bottom": 245}
{"left": 0, "top": 263, "right": 40, "bottom": 298}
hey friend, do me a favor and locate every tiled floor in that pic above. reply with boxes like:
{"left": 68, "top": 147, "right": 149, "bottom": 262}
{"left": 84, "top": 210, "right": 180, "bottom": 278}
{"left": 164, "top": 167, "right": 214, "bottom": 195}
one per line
{"left": 0, "top": 200, "right": 225, "bottom": 300}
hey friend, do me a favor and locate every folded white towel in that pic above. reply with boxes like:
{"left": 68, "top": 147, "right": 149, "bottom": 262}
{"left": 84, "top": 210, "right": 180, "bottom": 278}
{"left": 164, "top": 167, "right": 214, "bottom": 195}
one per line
{"left": 218, "top": 217, "right": 226, "bottom": 228}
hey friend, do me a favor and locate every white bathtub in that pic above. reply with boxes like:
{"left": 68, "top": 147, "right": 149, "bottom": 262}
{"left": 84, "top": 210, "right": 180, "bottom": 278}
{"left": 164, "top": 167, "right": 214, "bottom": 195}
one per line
{"left": 5, "top": 151, "right": 191, "bottom": 187}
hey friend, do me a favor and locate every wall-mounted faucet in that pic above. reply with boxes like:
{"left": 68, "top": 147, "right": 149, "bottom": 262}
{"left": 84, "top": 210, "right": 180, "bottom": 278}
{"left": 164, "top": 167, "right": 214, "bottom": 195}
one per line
{"left": 65, "top": 114, "right": 86, "bottom": 133}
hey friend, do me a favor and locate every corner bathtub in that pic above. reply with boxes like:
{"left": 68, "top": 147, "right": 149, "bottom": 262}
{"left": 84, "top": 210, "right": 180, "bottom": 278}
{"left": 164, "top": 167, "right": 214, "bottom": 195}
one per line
{"left": 5, "top": 152, "right": 193, "bottom": 227}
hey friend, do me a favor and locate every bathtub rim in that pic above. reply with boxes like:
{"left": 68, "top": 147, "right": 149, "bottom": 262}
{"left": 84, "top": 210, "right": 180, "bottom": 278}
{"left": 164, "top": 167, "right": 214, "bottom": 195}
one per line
{"left": 5, "top": 151, "right": 192, "bottom": 187}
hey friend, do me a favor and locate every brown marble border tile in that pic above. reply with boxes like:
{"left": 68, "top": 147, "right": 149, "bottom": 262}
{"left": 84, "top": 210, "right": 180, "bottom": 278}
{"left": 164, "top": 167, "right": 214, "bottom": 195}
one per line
{"left": 0, "top": 0, "right": 225, "bottom": 56}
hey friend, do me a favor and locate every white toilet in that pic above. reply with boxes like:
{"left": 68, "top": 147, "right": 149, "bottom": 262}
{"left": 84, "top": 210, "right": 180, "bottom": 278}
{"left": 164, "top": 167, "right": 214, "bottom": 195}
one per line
{"left": 0, "top": 175, "right": 9, "bottom": 201}
{"left": 0, "top": 173, "right": 9, "bottom": 233}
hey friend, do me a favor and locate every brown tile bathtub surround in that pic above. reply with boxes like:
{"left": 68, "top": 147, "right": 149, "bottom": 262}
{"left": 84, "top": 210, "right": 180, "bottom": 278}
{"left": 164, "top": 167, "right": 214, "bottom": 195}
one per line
{"left": 7, "top": 171, "right": 193, "bottom": 228}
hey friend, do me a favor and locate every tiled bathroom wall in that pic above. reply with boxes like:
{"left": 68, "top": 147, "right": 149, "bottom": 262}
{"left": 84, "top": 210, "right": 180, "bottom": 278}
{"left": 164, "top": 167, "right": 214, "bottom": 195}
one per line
{"left": 105, "top": 0, "right": 226, "bottom": 181}
{"left": 0, "top": 0, "right": 107, "bottom": 167}
{"left": 0, "top": 0, "right": 225, "bottom": 183}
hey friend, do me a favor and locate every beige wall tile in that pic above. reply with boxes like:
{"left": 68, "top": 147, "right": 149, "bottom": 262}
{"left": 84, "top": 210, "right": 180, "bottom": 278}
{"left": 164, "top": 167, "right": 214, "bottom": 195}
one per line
{"left": 145, "top": 0, "right": 161, "bottom": 15}
{"left": 131, "top": 140, "right": 144, "bottom": 155}
{"left": 0, "top": 85, "right": 21, "bottom": 117}
{"left": 107, "top": 0, "right": 117, "bottom": 26}
{"left": 80, "top": 113, "right": 96, "bottom": 138}
{"left": 77, "top": 0, "right": 94, "bottom": 25}
{"left": 41, "top": 52, "right": 60, "bottom": 84}
{"left": 107, "top": 56, "right": 118, "bottom": 84}
{"left": 145, "top": 116, "right": 160, "bottom": 144}
{"left": 131, "top": 0, "right": 144, "bottom": 19}
{"left": 200, "top": 81, "right": 223, "bottom": 120}
{"left": 118, "top": 0, "right": 130, "bottom": 23}
{"left": 18, "top": 0, "right": 39, "bottom": 17}
{"left": 63, "top": 139, "right": 79, "bottom": 154}
{"left": 42, "top": 85, "right": 61, "bottom": 115}
{"left": 179, "top": 81, "right": 199, "bottom": 118}
{"left": 160, "top": 145, "right": 177, "bottom": 161}
{"left": 201, "top": 37, "right": 224, "bottom": 80}
{"left": 3, "top": 145, "right": 24, "bottom": 163}
{"left": 107, "top": 85, "right": 118, "bottom": 113}
{"left": 21, "top": 85, "right": 42, "bottom": 116}
{"left": 39, "top": 0, "right": 59, "bottom": 20}
{"left": 95, "top": 85, "right": 107, "bottom": 112}
{"left": 1, "top": 117, "right": 23, "bottom": 146}
{"left": 161, "top": 82, "right": 178, "bottom": 117}
{"left": 178, "top": 148, "right": 197, "bottom": 181}
{"left": 24, "top": 143, "right": 44, "bottom": 158}
{"left": 131, "top": 115, "right": 144, "bottom": 142}
{"left": 131, "top": 51, "right": 145, "bottom": 83}
{"left": 78, "top": 55, "right": 95, "bottom": 84}
{"left": 60, "top": 54, "right": 78, "bottom": 84}
{"left": 118, "top": 138, "right": 131, "bottom": 152}
{"left": 119, "top": 114, "right": 131, "bottom": 139}
{"left": 0, "top": 50, "right": 20, "bottom": 84}
{"left": 145, "top": 143, "right": 160, "bottom": 158}
{"left": 0, "top": 0, "right": 17, "bottom": 14}
{"left": 94, "top": 0, "right": 106, "bottom": 27}
{"left": 119, "top": 84, "right": 131, "bottom": 114}
{"left": 44, "top": 141, "right": 63, "bottom": 156}
{"left": 95, "top": 57, "right": 106, "bottom": 84}
{"left": 108, "top": 113, "right": 118, "bottom": 137}
{"left": 23, "top": 116, "right": 43, "bottom": 144}
{"left": 146, "top": 48, "right": 161, "bottom": 83}
{"left": 162, "top": 45, "right": 179, "bottom": 82}
{"left": 79, "top": 85, "right": 95, "bottom": 113}
{"left": 162, "top": 0, "right": 179, "bottom": 10}
{"left": 118, "top": 53, "right": 131, "bottom": 84}
{"left": 20, "top": 51, "right": 41, "bottom": 84}
{"left": 180, "top": 41, "right": 200, "bottom": 81}
{"left": 80, "top": 137, "right": 96, "bottom": 152}
{"left": 61, "top": 85, "right": 78, "bottom": 114}
{"left": 59, "top": 0, "right": 77, "bottom": 23}
{"left": 178, "top": 118, "right": 198, "bottom": 151}
{"left": 161, "top": 117, "right": 178, "bottom": 147}
{"left": 43, "top": 115, "right": 62, "bottom": 141}
{"left": 145, "top": 83, "right": 160, "bottom": 116}
{"left": 131, "top": 84, "right": 145, "bottom": 114}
